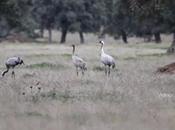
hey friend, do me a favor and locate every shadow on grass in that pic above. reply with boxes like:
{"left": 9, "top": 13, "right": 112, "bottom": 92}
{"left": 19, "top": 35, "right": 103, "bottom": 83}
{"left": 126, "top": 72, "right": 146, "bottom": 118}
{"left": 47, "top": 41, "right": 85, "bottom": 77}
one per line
{"left": 93, "top": 66, "right": 104, "bottom": 72}
{"left": 137, "top": 52, "right": 168, "bottom": 58}
{"left": 93, "top": 66, "right": 118, "bottom": 72}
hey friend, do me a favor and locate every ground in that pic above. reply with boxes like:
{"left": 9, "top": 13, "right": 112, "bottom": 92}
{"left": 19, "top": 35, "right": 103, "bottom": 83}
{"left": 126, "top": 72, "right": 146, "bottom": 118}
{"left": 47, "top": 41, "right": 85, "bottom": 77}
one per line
{"left": 0, "top": 32, "right": 175, "bottom": 130}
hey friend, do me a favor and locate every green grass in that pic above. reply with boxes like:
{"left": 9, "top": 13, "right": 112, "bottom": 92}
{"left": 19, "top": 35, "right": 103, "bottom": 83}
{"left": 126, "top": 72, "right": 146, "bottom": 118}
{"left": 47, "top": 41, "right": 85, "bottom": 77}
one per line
{"left": 61, "top": 53, "right": 72, "bottom": 58}
{"left": 25, "top": 54, "right": 58, "bottom": 58}
{"left": 40, "top": 89, "right": 75, "bottom": 103}
{"left": 0, "top": 33, "right": 175, "bottom": 130}
{"left": 121, "top": 52, "right": 167, "bottom": 60}
{"left": 128, "top": 43, "right": 170, "bottom": 49}
{"left": 122, "top": 57, "right": 137, "bottom": 60}
{"left": 26, "top": 111, "right": 43, "bottom": 117}
{"left": 60, "top": 53, "right": 72, "bottom": 60}
{"left": 26, "top": 62, "right": 65, "bottom": 69}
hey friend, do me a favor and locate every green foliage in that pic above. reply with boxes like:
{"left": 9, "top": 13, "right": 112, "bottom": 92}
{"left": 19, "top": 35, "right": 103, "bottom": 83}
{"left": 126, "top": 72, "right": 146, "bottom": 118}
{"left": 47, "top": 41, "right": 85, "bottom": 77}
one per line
{"left": 128, "top": 0, "right": 175, "bottom": 34}
{"left": 1, "top": 0, "right": 175, "bottom": 42}
{"left": 161, "top": 0, "right": 175, "bottom": 32}
{"left": 32, "top": 0, "right": 57, "bottom": 29}
{"left": 106, "top": 0, "right": 133, "bottom": 34}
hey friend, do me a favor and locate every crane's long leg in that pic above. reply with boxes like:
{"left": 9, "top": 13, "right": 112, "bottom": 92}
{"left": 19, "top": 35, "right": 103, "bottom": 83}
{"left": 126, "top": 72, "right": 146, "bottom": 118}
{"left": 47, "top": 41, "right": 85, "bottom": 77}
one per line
{"left": 81, "top": 68, "right": 84, "bottom": 76}
{"left": 76, "top": 67, "right": 79, "bottom": 76}
{"left": 104, "top": 65, "right": 107, "bottom": 75}
{"left": 11, "top": 70, "right": 15, "bottom": 79}
{"left": 108, "top": 66, "right": 111, "bottom": 76}
{"left": 2, "top": 68, "right": 9, "bottom": 77}
{"left": 11, "top": 68, "right": 15, "bottom": 79}
{"left": 2, "top": 65, "right": 10, "bottom": 77}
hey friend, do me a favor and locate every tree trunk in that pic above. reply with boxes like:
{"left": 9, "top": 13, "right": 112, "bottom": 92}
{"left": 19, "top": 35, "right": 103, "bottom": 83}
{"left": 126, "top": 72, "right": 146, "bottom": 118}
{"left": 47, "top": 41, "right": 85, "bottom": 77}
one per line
{"left": 60, "top": 28, "right": 67, "bottom": 44}
{"left": 48, "top": 28, "right": 52, "bottom": 43}
{"left": 121, "top": 30, "right": 128, "bottom": 43}
{"left": 79, "top": 31, "right": 84, "bottom": 44}
{"left": 154, "top": 32, "right": 161, "bottom": 43}
{"left": 143, "top": 28, "right": 152, "bottom": 42}
{"left": 144, "top": 34, "right": 152, "bottom": 42}
{"left": 167, "top": 32, "right": 175, "bottom": 54}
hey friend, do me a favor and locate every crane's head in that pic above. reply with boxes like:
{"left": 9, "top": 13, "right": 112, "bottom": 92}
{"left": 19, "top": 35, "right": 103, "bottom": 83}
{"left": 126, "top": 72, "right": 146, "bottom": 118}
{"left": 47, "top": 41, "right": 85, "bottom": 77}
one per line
{"left": 20, "top": 59, "right": 24, "bottom": 65}
{"left": 99, "top": 41, "right": 104, "bottom": 49}
{"left": 99, "top": 40, "right": 104, "bottom": 45}
{"left": 17, "top": 57, "right": 25, "bottom": 65}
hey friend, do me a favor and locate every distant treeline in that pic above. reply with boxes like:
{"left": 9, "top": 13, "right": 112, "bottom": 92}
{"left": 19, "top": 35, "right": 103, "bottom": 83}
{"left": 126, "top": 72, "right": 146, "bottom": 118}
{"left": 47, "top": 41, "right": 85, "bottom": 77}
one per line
{"left": 0, "top": 0, "right": 175, "bottom": 44}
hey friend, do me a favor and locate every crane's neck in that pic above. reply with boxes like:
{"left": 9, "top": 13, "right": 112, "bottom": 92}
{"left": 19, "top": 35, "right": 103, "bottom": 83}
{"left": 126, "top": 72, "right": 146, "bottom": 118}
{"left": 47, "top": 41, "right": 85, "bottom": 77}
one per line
{"left": 72, "top": 46, "right": 75, "bottom": 55}
{"left": 101, "top": 44, "right": 104, "bottom": 55}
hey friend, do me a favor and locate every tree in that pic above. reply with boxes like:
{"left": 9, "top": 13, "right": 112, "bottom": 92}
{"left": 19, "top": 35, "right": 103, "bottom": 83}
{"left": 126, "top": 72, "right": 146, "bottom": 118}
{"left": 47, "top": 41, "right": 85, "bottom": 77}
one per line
{"left": 0, "top": 0, "right": 35, "bottom": 38}
{"left": 55, "top": 0, "right": 104, "bottom": 44}
{"left": 103, "top": 0, "right": 133, "bottom": 43}
{"left": 76, "top": 0, "right": 106, "bottom": 43}
{"left": 32, "top": 0, "right": 57, "bottom": 43}
{"left": 1, "top": 0, "right": 175, "bottom": 46}
{"left": 128, "top": 0, "right": 163, "bottom": 43}
{"left": 161, "top": 0, "right": 175, "bottom": 53}
{"left": 113, "top": 0, "right": 132, "bottom": 43}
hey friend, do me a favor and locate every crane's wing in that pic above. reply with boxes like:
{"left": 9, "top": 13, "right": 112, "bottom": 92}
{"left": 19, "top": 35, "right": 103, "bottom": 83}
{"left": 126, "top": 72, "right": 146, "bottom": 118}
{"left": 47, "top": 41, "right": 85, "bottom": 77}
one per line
{"left": 101, "top": 53, "right": 115, "bottom": 66}
{"left": 6, "top": 57, "right": 19, "bottom": 66}
{"left": 72, "top": 55, "right": 86, "bottom": 68}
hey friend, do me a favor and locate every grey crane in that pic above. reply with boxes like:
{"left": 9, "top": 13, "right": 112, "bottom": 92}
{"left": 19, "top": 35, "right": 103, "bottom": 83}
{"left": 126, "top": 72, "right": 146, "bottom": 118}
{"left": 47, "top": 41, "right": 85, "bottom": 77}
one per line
{"left": 71, "top": 44, "right": 87, "bottom": 76}
{"left": 1, "top": 57, "right": 24, "bottom": 78}
{"left": 99, "top": 40, "right": 115, "bottom": 75}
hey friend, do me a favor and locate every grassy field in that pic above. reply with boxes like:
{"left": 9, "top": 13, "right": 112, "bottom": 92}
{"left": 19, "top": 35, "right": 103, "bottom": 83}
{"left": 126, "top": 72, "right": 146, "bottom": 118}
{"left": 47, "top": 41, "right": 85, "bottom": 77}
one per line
{"left": 0, "top": 32, "right": 175, "bottom": 130}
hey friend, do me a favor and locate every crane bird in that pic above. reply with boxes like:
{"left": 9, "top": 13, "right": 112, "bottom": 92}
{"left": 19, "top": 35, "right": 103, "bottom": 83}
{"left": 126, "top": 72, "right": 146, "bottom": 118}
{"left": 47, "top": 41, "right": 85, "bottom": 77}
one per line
{"left": 99, "top": 40, "right": 115, "bottom": 75}
{"left": 1, "top": 57, "right": 24, "bottom": 78}
{"left": 71, "top": 44, "right": 87, "bottom": 76}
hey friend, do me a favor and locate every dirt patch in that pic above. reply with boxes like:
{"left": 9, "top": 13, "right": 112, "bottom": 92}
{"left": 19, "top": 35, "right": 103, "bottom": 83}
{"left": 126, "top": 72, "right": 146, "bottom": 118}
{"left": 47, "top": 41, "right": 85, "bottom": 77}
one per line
{"left": 156, "top": 62, "right": 175, "bottom": 74}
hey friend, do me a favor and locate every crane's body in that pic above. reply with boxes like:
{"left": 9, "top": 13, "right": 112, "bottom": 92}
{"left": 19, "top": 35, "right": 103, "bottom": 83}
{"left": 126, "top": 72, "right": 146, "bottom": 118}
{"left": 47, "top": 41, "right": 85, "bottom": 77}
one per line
{"left": 72, "top": 45, "right": 87, "bottom": 76}
{"left": 99, "top": 41, "right": 115, "bottom": 75}
{"left": 2, "top": 57, "right": 24, "bottom": 78}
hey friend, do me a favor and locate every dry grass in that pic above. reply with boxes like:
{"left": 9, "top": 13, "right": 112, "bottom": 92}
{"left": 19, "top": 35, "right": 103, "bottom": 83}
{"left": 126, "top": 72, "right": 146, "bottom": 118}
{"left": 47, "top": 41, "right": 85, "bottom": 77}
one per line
{"left": 0, "top": 32, "right": 175, "bottom": 130}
